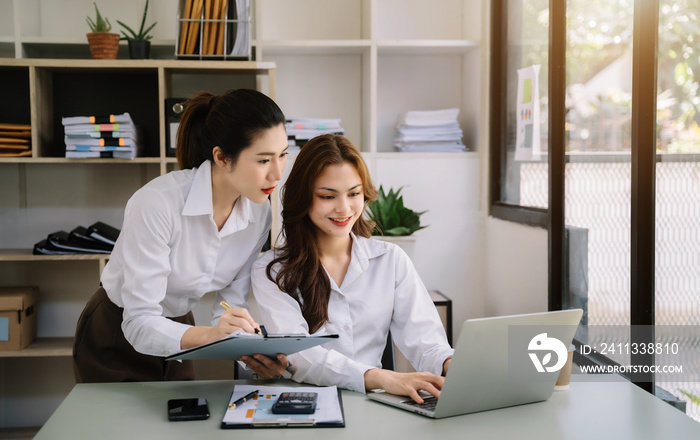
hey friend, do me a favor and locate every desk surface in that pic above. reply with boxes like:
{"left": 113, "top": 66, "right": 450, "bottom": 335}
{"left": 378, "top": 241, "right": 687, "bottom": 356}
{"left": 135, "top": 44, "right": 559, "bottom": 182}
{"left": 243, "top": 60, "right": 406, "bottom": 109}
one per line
{"left": 36, "top": 378, "right": 700, "bottom": 439}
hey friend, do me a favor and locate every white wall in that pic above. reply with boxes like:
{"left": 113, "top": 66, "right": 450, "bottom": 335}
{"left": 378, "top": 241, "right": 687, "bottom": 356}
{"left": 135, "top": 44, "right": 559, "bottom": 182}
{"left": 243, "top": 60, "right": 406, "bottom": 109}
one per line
{"left": 484, "top": 218, "right": 548, "bottom": 316}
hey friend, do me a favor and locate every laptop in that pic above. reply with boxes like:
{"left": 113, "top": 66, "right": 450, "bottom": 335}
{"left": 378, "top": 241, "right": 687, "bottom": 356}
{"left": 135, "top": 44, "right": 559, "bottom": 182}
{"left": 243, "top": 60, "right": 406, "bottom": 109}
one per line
{"left": 368, "top": 309, "right": 583, "bottom": 418}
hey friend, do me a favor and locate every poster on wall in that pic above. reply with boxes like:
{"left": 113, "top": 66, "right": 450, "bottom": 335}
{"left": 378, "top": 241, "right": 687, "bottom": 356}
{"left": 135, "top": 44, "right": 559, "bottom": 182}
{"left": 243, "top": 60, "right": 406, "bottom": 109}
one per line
{"left": 515, "top": 64, "right": 541, "bottom": 162}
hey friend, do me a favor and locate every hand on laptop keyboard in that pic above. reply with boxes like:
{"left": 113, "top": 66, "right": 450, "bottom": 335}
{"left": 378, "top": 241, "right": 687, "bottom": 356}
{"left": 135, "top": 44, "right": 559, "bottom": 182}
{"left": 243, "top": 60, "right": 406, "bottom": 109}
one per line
{"left": 402, "top": 396, "right": 439, "bottom": 411}
{"left": 364, "top": 369, "right": 444, "bottom": 404}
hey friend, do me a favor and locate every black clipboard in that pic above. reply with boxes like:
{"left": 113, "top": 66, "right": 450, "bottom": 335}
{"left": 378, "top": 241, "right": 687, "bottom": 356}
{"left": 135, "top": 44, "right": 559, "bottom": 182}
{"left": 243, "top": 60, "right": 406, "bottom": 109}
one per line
{"left": 165, "top": 333, "right": 339, "bottom": 361}
{"left": 220, "top": 385, "right": 345, "bottom": 429}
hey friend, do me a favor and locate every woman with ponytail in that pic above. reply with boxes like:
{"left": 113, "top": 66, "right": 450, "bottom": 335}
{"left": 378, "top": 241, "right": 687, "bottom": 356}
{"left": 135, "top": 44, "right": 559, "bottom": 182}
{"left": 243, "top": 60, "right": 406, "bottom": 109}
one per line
{"left": 249, "top": 134, "right": 453, "bottom": 404}
{"left": 73, "top": 89, "right": 290, "bottom": 382}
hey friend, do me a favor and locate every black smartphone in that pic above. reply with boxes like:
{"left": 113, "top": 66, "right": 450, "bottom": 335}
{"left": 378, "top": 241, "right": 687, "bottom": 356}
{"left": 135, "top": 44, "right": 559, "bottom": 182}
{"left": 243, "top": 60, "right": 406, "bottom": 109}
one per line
{"left": 167, "top": 398, "right": 210, "bottom": 421}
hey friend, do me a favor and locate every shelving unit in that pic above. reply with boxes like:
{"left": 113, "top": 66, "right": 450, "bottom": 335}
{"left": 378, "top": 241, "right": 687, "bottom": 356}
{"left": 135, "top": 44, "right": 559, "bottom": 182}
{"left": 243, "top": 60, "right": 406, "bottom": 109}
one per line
{"left": 0, "top": 0, "right": 485, "bottom": 434}
{"left": 0, "top": 57, "right": 277, "bottom": 434}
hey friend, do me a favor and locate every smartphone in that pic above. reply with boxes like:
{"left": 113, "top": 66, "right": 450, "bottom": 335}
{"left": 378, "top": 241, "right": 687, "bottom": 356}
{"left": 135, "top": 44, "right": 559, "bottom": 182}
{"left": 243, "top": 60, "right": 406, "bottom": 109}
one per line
{"left": 167, "top": 398, "right": 210, "bottom": 421}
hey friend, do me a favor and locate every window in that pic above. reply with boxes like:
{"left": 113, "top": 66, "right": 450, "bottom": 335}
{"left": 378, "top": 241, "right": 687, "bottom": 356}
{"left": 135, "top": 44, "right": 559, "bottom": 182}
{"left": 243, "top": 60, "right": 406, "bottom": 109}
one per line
{"left": 491, "top": 0, "right": 700, "bottom": 420}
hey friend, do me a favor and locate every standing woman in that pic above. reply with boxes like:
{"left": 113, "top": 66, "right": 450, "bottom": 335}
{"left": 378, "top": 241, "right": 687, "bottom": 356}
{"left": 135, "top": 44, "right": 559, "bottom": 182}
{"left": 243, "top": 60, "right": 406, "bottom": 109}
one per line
{"left": 73, "top": 89, "right": 290, "bottom": 382}
{"left": 249, "top": 134, "right": 453, "bottom": 404}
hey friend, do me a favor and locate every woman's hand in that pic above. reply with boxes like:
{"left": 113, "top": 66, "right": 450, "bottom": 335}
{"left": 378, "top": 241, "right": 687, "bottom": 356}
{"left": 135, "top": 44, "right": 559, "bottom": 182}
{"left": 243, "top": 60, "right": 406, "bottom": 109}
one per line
{"left": 215, "top": 306, "right": 259, "bottom": 337}
{"left": 180, "top": 307, "right": 259, "bottom": 350}
{"left": 364, "top": 369, "right": 445, "bottom": 404}
{"left": 240, "top": 353, "right": 290, "bottom": 379}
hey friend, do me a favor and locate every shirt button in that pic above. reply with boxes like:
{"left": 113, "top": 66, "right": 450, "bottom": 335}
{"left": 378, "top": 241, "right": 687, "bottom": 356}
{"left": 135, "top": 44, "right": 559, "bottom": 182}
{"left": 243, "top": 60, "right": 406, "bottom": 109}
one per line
{"left": 342, "top": 325, "right": 350, "bottom": 331}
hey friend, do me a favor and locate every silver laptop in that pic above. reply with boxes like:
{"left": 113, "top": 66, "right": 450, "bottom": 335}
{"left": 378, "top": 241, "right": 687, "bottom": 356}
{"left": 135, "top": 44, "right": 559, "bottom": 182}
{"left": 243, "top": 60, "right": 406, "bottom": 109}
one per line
{"left": 368, "top": 309, "right": 583, "bottom": 418}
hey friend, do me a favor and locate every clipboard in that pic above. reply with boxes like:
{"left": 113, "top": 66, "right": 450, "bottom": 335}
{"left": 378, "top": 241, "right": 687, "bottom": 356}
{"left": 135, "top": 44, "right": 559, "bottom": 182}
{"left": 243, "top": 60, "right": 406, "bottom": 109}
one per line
{"left": 165, "top": 333, "right": 338, "bottom": 361}
{"left": 221, "top": 385, "right": 345, "bottom": 429}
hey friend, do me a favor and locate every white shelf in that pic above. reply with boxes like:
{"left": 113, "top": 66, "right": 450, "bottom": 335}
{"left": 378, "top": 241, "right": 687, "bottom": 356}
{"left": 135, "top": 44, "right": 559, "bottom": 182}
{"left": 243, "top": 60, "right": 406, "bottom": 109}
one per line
{"left": 257, "top": 40, "right": 371, "bottom": 55}
{"left": 377, "top": 39, "right": 479, "bottom": 54}
{"left": 366, "top": 151, "right": 478, "bottom": 160}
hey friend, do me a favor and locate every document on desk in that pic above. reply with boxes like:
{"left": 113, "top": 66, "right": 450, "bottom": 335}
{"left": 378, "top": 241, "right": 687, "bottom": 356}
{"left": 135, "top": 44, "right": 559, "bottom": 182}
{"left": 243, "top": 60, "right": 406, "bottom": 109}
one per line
{"left": 221, "top": 385, "right": 345, "bottom": 429}
{"left": 164, "top": 332, "right": 339, "bottom": 361}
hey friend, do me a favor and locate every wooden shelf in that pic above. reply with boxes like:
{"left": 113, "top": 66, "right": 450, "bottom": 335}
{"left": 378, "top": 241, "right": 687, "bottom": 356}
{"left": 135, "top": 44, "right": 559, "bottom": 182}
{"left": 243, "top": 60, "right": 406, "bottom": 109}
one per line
{"left": 0, "top": 57, "right": 276, "bottom": 71}
{"left": 0, "top": 249, "right": 109, "bottom": 262}
{"left": 0, "top": 337, "right": 73, "bottom": 358}
{"left": 0, "top": 157, "right": 163, "bottom": 164}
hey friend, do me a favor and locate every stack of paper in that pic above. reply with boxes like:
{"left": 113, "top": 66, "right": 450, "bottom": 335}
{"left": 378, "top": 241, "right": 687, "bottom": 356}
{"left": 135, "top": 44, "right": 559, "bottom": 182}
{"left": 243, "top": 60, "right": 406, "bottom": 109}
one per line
{"left": 0, "top": 123, "right": 32, "bottom": 157}
{"left": 285, "top": 118, "right": 345, "bottom": 151}
{"left": 62, "top": 113, "right": 139, "bottom": 159}
{"left": 393, "top": 108, "right": 467, "bottom": 152}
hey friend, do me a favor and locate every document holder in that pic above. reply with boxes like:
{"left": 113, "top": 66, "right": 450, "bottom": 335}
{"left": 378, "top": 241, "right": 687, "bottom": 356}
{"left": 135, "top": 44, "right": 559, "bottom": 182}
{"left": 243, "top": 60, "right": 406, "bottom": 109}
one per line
{"left": 220, "top": 385, "right": 345, "bottom": 429}
{"left": 165, "top": 333, "right": 339, "bottom": 361}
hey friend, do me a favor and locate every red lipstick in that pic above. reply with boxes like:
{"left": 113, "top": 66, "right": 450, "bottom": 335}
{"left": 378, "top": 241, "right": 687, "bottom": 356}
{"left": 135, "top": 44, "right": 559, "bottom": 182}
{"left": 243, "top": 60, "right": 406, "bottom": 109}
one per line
{"left": 330, "top": 217, "right": 352, "bottom": 226}
{"left": 262, "top": 186, "right": 276, "bottom": 195}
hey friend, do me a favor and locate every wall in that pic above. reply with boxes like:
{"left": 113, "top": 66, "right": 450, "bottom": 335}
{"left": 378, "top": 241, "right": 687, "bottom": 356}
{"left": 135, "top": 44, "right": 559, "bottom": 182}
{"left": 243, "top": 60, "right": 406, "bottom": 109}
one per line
{"left": 484, "top": 218, "right": 548, "bottom": 316}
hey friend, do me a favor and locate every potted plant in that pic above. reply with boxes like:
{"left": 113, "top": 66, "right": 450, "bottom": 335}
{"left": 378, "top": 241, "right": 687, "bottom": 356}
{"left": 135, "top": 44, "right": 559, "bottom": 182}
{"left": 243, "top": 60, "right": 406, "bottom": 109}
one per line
{"left": 116, "top": 0, "right": 157, "bottom": 59}
{"left": 86, "top": 3, "right": 119, "bottom": 59}
{"left": 366, "top": 186, "right": 427, "bottom": 259}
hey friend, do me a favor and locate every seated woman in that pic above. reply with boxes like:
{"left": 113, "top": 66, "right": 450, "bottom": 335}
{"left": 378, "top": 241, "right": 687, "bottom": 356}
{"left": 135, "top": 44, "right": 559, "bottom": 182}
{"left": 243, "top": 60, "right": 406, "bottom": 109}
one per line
{"left": 248, "top": 134, "right": 453, "bottom": 403}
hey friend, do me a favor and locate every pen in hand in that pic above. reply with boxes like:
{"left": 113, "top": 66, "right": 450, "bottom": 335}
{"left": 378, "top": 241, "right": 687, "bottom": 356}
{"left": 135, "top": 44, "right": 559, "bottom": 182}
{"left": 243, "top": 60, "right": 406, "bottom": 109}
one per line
{"left": 228, "top": 389, "right": 259, "bottom": 410}
{"left": 220, "top": 301, "right": 267, "bottom": 337}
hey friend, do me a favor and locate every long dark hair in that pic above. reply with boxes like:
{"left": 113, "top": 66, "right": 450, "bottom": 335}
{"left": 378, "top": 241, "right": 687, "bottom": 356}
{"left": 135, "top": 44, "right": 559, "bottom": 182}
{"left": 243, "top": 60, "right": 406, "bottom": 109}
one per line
{"left": 176, "top": 88, "right": 286, "bottom": 169}
{"left": 267, "top": 134, "right": 377, "bottom": 333}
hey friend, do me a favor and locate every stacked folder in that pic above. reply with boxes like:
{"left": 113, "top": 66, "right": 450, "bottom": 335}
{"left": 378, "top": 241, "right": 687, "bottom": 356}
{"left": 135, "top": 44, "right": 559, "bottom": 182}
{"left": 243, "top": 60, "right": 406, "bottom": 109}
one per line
{"left": 33, "top": 222, "right": 120, "bottom": 255}
{"left": 177, "top": 0, "right": 250, "bottom": 58}
{"left": 62, "top": 113, "right": 139, "bottom": 159}
{"left": 393, "top": 108, "right": 467, "bottom": 152}
{"left": 0, "top": 123, "right": 32, "bottom": 157}
{"left": 285, "top": 118, "right": 345, "bottom": 151}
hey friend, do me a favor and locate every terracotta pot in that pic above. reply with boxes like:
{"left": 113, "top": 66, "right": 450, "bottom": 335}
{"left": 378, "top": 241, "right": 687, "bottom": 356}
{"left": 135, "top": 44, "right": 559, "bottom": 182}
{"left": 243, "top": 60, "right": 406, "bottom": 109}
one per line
{"left": 86, "top": 32, "right": 120, "bottom": 59}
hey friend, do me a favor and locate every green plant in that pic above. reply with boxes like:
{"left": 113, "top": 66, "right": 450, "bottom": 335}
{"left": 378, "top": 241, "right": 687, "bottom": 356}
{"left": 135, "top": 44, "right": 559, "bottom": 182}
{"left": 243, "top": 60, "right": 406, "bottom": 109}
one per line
{"left": 116, "top": 0, "right": 157, "bottom": 41}
{"left": 366, "top": 186, "right": 427, "bottom": 236}
{"left": 86, "top": 2, "right": 112, "bottom": 33}
{"left": 680, "top": 390, "right": 700, "bottom": 406}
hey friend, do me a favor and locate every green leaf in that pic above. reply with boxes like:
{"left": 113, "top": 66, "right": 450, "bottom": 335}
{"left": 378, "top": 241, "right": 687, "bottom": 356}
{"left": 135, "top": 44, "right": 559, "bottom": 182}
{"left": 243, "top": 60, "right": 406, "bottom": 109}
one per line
{"left": 385, "top": 226, "right": 411, "bottom": 236}
{"left": 366, "top": 186, "right": 427, "bottom": 236}
{"left": 680, "top": 389, "right": 700, "bottom": 406}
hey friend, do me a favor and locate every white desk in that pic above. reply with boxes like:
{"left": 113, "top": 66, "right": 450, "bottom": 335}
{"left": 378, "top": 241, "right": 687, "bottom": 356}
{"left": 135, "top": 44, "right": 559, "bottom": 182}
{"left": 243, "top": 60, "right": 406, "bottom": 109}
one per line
{"left": 35, "top": 378, "right": 700, "bottom": 439}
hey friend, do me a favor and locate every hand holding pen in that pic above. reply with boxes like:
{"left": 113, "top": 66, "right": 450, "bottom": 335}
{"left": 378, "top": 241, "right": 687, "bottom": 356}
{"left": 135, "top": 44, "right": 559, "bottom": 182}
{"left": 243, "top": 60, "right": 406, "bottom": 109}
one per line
{"left": 220, "top": 301, "right": 267, "bottom": 337}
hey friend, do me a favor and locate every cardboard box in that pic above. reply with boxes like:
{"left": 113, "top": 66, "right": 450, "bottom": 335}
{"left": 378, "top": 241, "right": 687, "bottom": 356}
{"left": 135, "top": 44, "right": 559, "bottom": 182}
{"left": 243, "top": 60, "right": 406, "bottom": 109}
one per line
{"left": 0, "top": 286, "right": 38, "bottom": 350}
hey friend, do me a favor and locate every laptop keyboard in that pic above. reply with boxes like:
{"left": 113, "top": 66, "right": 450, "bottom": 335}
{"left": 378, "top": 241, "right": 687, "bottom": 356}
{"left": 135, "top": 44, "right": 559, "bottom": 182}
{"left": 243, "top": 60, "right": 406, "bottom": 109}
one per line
{"left": 401, "top": 396, "right": 438, "bottom": 412}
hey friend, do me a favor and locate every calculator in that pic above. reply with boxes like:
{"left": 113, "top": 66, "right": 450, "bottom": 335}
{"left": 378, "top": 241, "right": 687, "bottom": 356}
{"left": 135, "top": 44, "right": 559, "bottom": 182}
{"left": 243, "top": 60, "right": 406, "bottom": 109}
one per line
{"left": 271, "top": 392, "right": 318, "bottom": 414}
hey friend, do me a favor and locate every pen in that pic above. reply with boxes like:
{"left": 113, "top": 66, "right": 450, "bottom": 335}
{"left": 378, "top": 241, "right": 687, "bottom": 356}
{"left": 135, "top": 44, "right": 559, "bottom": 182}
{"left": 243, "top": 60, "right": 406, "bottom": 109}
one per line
{"left": 220, "top": 301, "right": 266, "bottom": 337}
{"left": 228, "top": 389, "right": 259, "bottom": 410}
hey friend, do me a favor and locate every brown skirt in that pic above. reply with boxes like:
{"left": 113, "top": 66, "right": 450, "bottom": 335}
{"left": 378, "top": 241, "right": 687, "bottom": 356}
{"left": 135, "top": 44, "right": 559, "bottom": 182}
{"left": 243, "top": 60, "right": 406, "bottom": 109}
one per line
{"left": 72, "top": 287, "right": 195, "bottom": 383}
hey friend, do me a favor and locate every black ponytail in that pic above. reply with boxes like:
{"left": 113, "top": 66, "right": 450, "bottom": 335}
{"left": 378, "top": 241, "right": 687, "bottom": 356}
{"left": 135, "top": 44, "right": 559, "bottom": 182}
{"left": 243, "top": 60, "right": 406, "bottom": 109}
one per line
{"left": 176, "top": 89, "right": 286, "bottom": 170}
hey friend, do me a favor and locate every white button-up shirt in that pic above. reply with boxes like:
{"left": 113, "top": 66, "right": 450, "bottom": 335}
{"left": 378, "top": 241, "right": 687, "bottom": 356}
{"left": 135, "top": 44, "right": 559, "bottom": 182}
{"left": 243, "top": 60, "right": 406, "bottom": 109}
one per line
{"left": 102, "top": 160, "right": 271, "bottom": 357}
{"left": 252, "top": 234, "right": 454, "bottom": 393}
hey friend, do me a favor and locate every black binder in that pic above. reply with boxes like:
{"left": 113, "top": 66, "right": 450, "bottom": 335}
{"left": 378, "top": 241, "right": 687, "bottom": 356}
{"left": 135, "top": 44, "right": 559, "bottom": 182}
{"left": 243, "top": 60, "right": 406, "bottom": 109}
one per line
{"left": 87, "top": 221, "right": 120, "bottom": 245}
{"left": 165, "top": 98, "right": 187, "bottom": 157}
{"left": 47, "top": 230, "right": 112, "bottom": 254}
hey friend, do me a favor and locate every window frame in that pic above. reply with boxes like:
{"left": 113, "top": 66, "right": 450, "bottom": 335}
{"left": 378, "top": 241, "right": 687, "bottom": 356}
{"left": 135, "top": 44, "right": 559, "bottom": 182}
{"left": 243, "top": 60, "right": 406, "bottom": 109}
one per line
{"left": 489, "top": 0, "right": 659, "bottom": 394}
